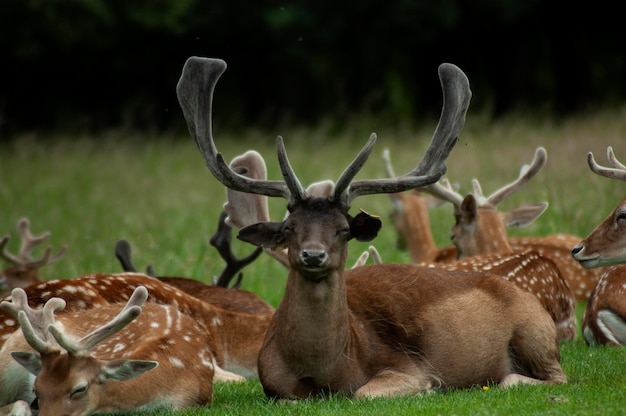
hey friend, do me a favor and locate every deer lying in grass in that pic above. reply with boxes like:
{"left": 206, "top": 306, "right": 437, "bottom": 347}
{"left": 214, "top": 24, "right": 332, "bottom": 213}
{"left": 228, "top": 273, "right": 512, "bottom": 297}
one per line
{"left": 385, "top": 148, "right": 576, "bottom": 340}
{"left": 114, "top": 209, "right": 273, "bottom": 315}
{"left": 177, "top": 56, "right": 567, "bottom": 399}
{"left": 572, "top": 146, "right": 626, "bottom": 346}
{"left": 0, "top": 218, "right": 66, "bottom": 297}
{"left": 0, "top": 273, "right": 272, "bottom": 381}
{"left": 384, "top": 147, "right": 602, "bottom": 302}
{"left": 0, "top": 286, "right": 216, "bottom": 415}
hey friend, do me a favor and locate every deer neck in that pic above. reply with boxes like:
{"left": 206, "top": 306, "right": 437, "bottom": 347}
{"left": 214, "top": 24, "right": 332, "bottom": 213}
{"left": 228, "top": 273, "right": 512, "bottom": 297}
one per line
{"left": 273, "top": 266, "right": 357, "bottom": 376}
{"left": 403, "top": 195, "right": 440, "bottom": 263}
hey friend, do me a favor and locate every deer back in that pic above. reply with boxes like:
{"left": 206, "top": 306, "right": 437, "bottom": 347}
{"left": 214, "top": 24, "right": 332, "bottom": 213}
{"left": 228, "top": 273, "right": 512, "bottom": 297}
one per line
{"left": 0, "top": 273, "right": 272, "bottom": 380}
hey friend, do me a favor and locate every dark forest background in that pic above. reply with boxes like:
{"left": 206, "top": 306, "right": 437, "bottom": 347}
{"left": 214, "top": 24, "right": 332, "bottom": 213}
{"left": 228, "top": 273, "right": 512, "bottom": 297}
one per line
{"left": 1, "top": 0, "right": 624, "bottom": 137}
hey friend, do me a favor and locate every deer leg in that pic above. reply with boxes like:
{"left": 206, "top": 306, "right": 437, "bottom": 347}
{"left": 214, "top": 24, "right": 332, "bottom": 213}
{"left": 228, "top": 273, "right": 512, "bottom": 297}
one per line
{"left": 596, "top": 310, "right": 626, "bottom": 346}
{"left": 354, "top": 365, "right": 435, "bottom": 399}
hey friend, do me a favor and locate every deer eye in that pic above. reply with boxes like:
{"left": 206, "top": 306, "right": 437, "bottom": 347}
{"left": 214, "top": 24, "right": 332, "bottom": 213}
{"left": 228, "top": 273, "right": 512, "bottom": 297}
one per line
{"left": 336, "top": 227, "right": 351, "bottom": 237}
{"left": 70, "top": 382, "right": 89, "bottom": 399}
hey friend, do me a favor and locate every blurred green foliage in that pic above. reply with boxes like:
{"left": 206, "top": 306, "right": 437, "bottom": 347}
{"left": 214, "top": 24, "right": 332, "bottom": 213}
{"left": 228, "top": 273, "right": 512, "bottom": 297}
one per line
{"left": 1, "top": 0, "right": 624, "bottom": 136}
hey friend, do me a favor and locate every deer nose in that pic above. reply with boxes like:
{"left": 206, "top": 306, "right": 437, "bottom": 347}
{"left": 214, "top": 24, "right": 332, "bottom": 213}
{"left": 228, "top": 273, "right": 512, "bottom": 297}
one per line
{"left": 301, "top": 249, "right": 328, "bottom": 267}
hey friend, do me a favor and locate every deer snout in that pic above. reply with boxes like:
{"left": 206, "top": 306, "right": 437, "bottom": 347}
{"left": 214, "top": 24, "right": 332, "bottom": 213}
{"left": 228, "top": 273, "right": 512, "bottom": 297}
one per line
{"left": 300, "top": 246, "right": 328, "bottom": 268}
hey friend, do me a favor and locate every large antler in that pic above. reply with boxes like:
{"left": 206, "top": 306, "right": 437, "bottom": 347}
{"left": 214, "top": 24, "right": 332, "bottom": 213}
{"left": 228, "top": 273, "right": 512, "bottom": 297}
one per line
{"left": 0, "top": 218, "right": 66, "bottom": 270}
{"left": 48, "top": 286, "right": 148, "bottom": 357}
{"left": 587, "top": 146, "right": 626, "bottom": 181}
{"left": 177, "top": 57, "right": 471, "bottom": 206}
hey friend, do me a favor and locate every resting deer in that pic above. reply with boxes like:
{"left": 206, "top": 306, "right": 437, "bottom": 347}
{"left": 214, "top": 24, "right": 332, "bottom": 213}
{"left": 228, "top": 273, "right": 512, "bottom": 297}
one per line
{"left": 384, "top": 147, "right": 602, "bottom": 302}
{"left": 384, "top": 149, "right": 576, "bottom": 340}
{"left": 176, "top": 56, "right": 566, "bottom": 399}
{"left": 114, "top": 210, "right": 273, "bottom": 315}
{"left": 0, "top": 286, "right": 217, "bottom": 415}
{"left": 0, "top": 273, "right": 272, "bottom": 381}
{"left": 571, "top": 146, "right": 626, "bottom": 346}
{"left": 0, "top": 218, "right": 66, "bottom": 297}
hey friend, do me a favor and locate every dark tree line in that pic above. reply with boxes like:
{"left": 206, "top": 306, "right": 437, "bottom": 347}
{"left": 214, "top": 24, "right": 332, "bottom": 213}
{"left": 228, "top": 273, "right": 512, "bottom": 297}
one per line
{"left": 1, "top": 0, "right": 624, "bottom": 137}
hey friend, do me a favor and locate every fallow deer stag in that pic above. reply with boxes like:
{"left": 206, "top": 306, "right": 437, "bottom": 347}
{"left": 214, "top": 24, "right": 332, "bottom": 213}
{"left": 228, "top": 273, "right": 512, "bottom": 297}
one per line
{"left": 0, "top": 286, "right": 217, "bottom": 415}
{"left": 177, "top": 56, "right": 566, "bottom": 399}
{"left": 572, "top": 146, "right": 626, "bottom": 346}
{"left": 384, "top": 148, "right": 603, "bottom": 302}
{"left": 384, "top": 148, "right": 576, "bottom": 340}
{"left": 0, "top": 218, "right": 66, "bottom": 297}
{"left": 0, "top": 273, "right": 272, "bottom": 380}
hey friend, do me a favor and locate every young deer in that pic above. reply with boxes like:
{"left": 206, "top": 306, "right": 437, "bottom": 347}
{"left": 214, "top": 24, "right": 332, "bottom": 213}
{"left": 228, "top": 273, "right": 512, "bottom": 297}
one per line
{"left": 0, "top": 286, "right": 217, "bottom": 415}
{"left": 0, "top": 273, "right": 272, "bottom": 381}
{"left": 177, "top": 56, "right": 566, "bottom": 399}
{"left": 0, "top": 218, "right": 66, "bottom": 297}
{"left": 571, "top": 146, "right": 626, "bottom": 346}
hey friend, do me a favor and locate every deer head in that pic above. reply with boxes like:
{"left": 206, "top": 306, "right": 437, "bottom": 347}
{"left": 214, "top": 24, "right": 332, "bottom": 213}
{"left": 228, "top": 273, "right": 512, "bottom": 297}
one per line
{"left": 572, "top": 146, "right": 626, "bottom": 268}
{"left": 0, "top": 219, "right": 66, "bottom": 296}
{"left": 177, "top": 57, "right": 470, "bottom": 275}
{"left": 424, "top": 147, "right": 549, "bottom": 258}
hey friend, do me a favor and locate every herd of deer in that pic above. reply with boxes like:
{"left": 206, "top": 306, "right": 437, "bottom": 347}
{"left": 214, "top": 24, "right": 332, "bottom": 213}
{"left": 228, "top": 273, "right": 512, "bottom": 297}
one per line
{"left": 0, "top": 56, "right": 624, "bottom": 415}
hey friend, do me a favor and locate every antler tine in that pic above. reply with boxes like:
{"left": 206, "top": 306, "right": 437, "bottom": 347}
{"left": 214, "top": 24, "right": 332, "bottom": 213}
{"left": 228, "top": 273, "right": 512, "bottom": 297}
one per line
{"left": 471, "top": 178, "right": 486, "bottom": 204}
{"left": 177, "top": 56, "right": 291, "bottom": 200}
{"left": 487, "top": 146, "right": 547, "bottom": 206}
{"left": 382, "top": 148, "right": 396, "bottom": 178}
{"left": 115, "top": 239, "right": 138, "bottom": 272}
{"left": 210, "top": 210, "right": 263, "bottom": 288}
{"left": 2, "top": 288, "right": 66, "bottom": 354}
{"left": 1, "top": 218, "right": 67, "bottom": 269}
{"left": 343, "top": 63, "right": 471, "bottom": 204}
{"left": 277, "top": 136, "right": 307, "bottom": 204}
{"left": 423, "top": 177, "right": 464, "bottom": 207}
{"left": 51, "top": 286, "right": 148, "bottom": 356}
{"left": 587, "top": 146, "right": 626, "bottom": 181}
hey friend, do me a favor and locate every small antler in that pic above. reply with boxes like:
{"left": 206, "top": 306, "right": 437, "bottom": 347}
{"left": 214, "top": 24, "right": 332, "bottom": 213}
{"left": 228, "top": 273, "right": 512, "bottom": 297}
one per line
{"left": 177, "top": 57, "right": 470, "bottom": 207}
{"left": 587, "top": 146, "right": 626, "bottom": 181}
{"left": 114, "top": 240, "right": 156, "bottom": 277}
{"left": 210, "top": 211, "right": 263, "bottom": 288}
{"left": 49, "top": 286, "right": 148, "bottom": 357}
{"left": 1, "top": 287, "right": 67, "bottom": 354}
{"left": 0, "top": 218, "right": 66, "bottom": 270}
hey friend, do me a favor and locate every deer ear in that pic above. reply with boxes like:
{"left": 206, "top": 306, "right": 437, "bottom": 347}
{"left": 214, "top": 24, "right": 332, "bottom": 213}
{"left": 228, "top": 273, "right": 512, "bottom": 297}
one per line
{"left": 11, "top": 351, "right": 42, "bottom": 376}
{"left": 459, "top": 194, "right": 478, "bottom": 224}
{"left": 237, "top": 222, "right": 286, "bottom": 248}
{"left": 100, "top": 359, "right": 158, "bottom": 382}
{"left": 501, "top": 202, "right": 549, "bottom": 228}
{"left": 349, "top": 211, "right": 382, "bottom": 242}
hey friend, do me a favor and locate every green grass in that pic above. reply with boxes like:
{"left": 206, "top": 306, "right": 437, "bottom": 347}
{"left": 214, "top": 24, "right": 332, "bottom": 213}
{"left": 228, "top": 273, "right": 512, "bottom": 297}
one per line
{"left": 2, "top": 106, "right": 626, "bottom": 415}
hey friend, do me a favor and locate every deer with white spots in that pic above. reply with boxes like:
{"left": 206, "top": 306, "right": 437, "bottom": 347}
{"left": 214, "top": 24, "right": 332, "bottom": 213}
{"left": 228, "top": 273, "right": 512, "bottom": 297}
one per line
{"left": 572, "top": 146, "right": 626, "bottom": 346}
{"left": 384, "top": 147, "right": 602, "bottom": 302}
{"left": 114, "top": 209, "right": 273, "bottom": 315}
{"left": 0, "top": 219, "right": 66, "bottom": 298}
{"left": 0, "top": 273, "right": 272, "bottom": 384}
{"left": 0, "top": 286, "right": 218, "bottom": 415}
{"left": 384, "top": 146, "right": 576, "bottom": 341}
{"left": 177, "top": 56, "right": 566, "bottom": 399}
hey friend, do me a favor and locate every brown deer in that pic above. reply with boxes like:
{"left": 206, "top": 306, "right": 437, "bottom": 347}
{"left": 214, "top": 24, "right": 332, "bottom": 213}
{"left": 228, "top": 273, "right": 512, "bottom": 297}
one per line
{"left": 176, "top": 56, "right": 566, "bottom": 399}
{"left": 114, "top": 209, "right": 273, "bottom": 315}
{"left": 0, "top": 218, "right": 66, "bottom": 297}
{"left": 385, "top": 147, "right": 600, "bottom": 302}
{"left": 0, "top": 273, "right": 272, "bottom": 381}
{"left": 571, "top": 146, "right": 626, "bottom": 346}
{"left": 383, "top": 149, "right": 576, "bottom": 340}
{"left": 0, "top": 286, "right": 217, "bottom": 415}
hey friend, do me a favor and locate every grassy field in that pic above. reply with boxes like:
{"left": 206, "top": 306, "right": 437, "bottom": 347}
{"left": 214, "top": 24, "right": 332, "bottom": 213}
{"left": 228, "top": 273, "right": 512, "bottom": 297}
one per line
{"left": 2, "top": 106, "right": 626, "bottom": 415}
